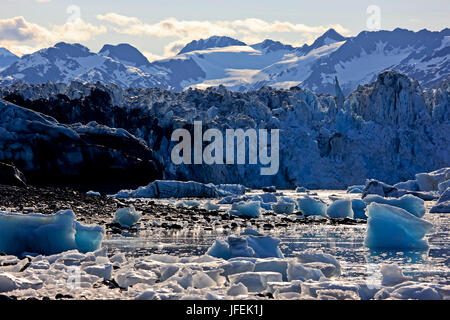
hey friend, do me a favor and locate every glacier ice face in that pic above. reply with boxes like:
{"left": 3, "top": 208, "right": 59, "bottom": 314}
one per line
{"left": 326, "top": 199, "right": 354, "bottom": 219}
{"left": 297, "top": 196, "right": 328, "bottom": 216}
{"left": 363, "top": 194, "right": 426, "bottom": 218}
{"left": 113, "top": 206, "right": 142, "bottom": 228}
{"left": 364, "top": 203, "right": 433, "bottom": 250}
{"left": 0, "top": 210, "right": 104, "bottom": 256}
{"left": 2, "top": 71, "right": 449, "bottom": 190}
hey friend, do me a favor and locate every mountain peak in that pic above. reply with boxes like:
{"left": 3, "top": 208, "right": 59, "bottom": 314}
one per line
{"left": 178, "top": 36, "right": 247, "bottom": 55}
{"left": 252, "top": 39, "right": 294, "bottom": 52}
{"left": 99, "top": 43, "right": 150, "bottom": 67}
{"left": 310, "top": 28, "right": 347, "bottom": 49}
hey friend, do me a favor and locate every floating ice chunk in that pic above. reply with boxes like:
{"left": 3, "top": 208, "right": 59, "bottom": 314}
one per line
{"left": 74, "top": 222, "right": 104, "bottom": 253}
{"left": 302, "top": 262, "right": 339, "bottom": 278}
{"left": 381, "top": 264, "right": 407, "bottom": 286}
{"left": 176, "top": 200, "right": 200, "bottom": 208}
{"left": 0, "top": 273, "right": 43, "bottom": 292}
{"left": 86, "top": 191, "right": 101, "bottom": 196}
{"left": 246, "top": 236, "right": 284, "bottom": 259}
{"left": 0, "top": 210, "right": 103, "bottom": 256}
{"left": 327, "top": 199, "right": 353, "bottom": 219}
{"left": 352, "top": 199, "right": 367, "bottom": 219}
{"left": 206, "top": 235, "right": 283, "bottom": 260}
{"left": 271, "top": 201, "right": 295, "bottom": 215}
{"left": 363, "top": 194, "right": 425, "bottom": 218}
{"left": 116, "top": 269, "right": 158, "bottom": 288}
{"left": 113, "top": 206, "right": 141, "bottom": 228}
{"left": 287, "top": 262, "right": 324, "bottom": 281}
{"left": 192, "top": 271, "right": 216, "bottom": 289}
{"left": 415, "top": 168, "right": 450, "bottom": 191}
{"left": 240, "top": 226, "right": 261, "bottom": 237}
{"left": 214, "top": 184, "right": 246, "bottom": 196}
{"left": 394, "top": 180, "right": 419, "bottom": 191}
{"left": 83, "top": 263, "right": 112, "bottom": 280}
{"left": 115, "top": 180, "right": 218, "bottom": 199}
{"left": 301, "top": 281, "right": 359, "bottom": 298}
{"left": 254, "top": 259, "right": 288, "bottom": 281}
{"left": 295, "top": 186, "right": 308, "bottom": 193}
{"left": 203, "top": 201, "right": 220, "bottom": 211}
{"left": 263, "top": 186, "right": 276, "bottom": 193}
{"left": 317, "top": 289, "right": 360, "bottom": 300}
{"left": 346, "top": 185, "right": 364, "bottom": 194}
{"left": 431, "top": 188, "right": 450, "bottom": 213}
{"left": 385, "top": 282, "right": 443, "bottom": 300}
{"left": 206, "top": 240, "right": 232, "bottom": 260}
{"left": 229, "top": 272, "right": 282, "bottom": 292}
{"left": 365, "top": 203, "right": 433, "bottom": 250}
{"left": 221, "top": 260, "right": 255, "bottom": 277}
{"left": 268, "top": 280, "right": 302, "bottom": 295}
{"left": 296, "top": 249, "right": 341, "bottom": 276}
{"left": 297, "top": 196, "right": 327, "bottom": 216}
{"left": 259, "top": 193, "right": 277, "bottom": 203}
{"left": 227, "top": 282, "right": 248, "bottom": 296}
{"left": 430, "top": 201, "right": 450, "bottom": 213}
{"left": 231, "top": 201, "right": 261, "bottom": 218}
{"left": 438, "top": 180, "right": 450, "bottom": 193}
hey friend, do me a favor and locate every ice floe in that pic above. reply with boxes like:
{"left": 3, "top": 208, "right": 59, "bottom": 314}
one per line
{"left": 364, "top": 203, "right": 433, "bottom": 250}
{"left": 0, "top": 210, "right": 103, "bottom": 256}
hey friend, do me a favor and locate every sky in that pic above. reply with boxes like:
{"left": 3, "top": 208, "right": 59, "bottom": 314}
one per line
{"left": 1, "top": 0, "right": 449, "bottom": 61}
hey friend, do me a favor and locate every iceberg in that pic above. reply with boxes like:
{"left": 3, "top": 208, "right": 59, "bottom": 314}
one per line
{"left": 363, "top": 194, "right": 426, "bottom": 218}
{"left": 229, "top": 272, "right": 282, "bottom": 292}
{"left": 430, "top": 188, "right": 450, "bottom": 213}
{"left": 297, "top": 196, "right": 327, "bottom": 216}
{"left": 364, "top": 203, "right": 433, "bottom": 250}
{"left": 206, "top": 235, "right": 283, "bottom": 260}
{"left": 415, "top": 168, "right": 450, "bottom": 191}
{"left": 113, "top": 206, "right": 142, "bottom": 228}
{"left": 352, "top": 199, "right": 367, "bottom": 219}
{"left": 115, "top": 180, "right": 218, "bottom": 198}
{"left": 394, "top": 180, "right": 419, "bottom": 191}
{"left": 347, "top": 185, "right": 364, "bottom": 194}
{"left": 271, "top": 201, "right": 295, "bottom": 215}
{"left": 230, "top": 201, "right": 261, "bottom": 218}
{"left": 214, "top": 184, "right": 246, "bottom": 196}
{"left": 0, "top": 210, "right": 104, "bottom": 256}
{"left": 326, "top": 199, "right": 354, "bottom": 218}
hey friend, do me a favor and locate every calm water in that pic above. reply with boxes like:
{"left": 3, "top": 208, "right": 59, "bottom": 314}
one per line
{"left": 103, "top": 190, "right": 450, "bottom": 286}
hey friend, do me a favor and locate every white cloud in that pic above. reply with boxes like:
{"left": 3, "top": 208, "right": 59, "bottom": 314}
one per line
{"left": 0, "top": 16, "right": 106, "bottom": 56}
{"left": 95, "top": 13, "right": 350, "bottom": 58}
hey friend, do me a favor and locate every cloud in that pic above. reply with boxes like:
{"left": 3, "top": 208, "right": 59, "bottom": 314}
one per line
{"left": 36, "top": 0, "right": 51, "bottom": 3}
{"left": 0, "top": 16, "right": 106, "bottom": 56}
{"left": 96, "top": 13, "right": 350, "bottom": 58}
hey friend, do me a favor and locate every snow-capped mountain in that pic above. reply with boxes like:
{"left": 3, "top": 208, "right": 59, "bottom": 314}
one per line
{"left": 0, "top": 48, "right": 19, "bottom": 71}
{"left": 99, "top": 43, "right": 152, "bottom": 68}
{"left": 178, "top": 36, "right": 246, "bottom": 55}
{"left": 0, "top": 42, "right": 168, "bottom": 89}
{"left": 0, "top": 28, "right": 448, "bottom": 94}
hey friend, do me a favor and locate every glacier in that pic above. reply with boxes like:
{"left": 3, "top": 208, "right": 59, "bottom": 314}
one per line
{"left": 1, "top": 70, "right": 448, "bottom": 189}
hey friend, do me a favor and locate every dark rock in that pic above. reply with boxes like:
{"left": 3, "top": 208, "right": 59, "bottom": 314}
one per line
{"left": 263, "top": 186, "right": 277, "bottom": 193}
{"left": 0, "top": 162, "right": 27, "bottom": 187}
